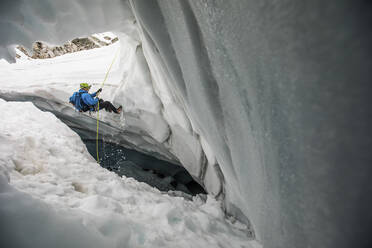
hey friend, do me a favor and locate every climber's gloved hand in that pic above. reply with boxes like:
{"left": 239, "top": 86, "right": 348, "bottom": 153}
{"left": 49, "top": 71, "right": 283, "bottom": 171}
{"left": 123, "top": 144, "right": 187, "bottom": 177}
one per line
{"left": 96, "top": 88, "right": 102, "bottom": 97}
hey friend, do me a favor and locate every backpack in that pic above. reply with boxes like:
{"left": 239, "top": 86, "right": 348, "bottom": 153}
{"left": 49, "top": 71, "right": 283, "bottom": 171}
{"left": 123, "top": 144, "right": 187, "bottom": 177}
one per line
{"left": 69, "top": 92, "right": 90, "bottom": 112}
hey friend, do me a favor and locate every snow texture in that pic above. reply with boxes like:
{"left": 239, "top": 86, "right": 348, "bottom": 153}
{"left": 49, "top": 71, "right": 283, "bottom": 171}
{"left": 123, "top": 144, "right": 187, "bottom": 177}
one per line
{"left": 0, "top": 99, "right": 255, "bottom": 248}
{"left": 0, "top": 1, "right": 371, "bottom": 248}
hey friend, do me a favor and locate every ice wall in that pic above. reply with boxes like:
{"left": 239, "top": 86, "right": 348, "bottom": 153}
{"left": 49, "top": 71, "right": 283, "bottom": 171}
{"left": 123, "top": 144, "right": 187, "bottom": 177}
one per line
{"left": 1, "top": 1, "right": 372, "bottom": 248}
{"left": 129, "top": 1, "right": 372, "bottom": 247}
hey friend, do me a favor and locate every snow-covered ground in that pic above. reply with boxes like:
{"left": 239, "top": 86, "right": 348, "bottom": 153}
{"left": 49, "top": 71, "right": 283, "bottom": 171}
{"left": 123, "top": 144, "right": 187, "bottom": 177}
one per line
{"left": 0, "top": 34, "right": 122, "bottom": 100}
{"left": 92, "top": 31, "right": 118, "bottom": 43}
{"left": 0, "top": 39, "right": 255, "bottom": 247}
{"left": 0, "top": 99, "right": 254, "bottom": 247}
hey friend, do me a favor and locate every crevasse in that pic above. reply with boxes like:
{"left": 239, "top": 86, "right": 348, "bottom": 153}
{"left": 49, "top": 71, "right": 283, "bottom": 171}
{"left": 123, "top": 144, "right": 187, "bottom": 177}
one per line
{"left": 0, "top": 1, "right": 371, "bottom": 248}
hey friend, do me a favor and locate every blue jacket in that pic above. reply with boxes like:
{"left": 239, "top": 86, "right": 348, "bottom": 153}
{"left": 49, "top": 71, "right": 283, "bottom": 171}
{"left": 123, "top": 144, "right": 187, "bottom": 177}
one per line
{"left": 80, "top": 89, "right": 98, "bottom": 107}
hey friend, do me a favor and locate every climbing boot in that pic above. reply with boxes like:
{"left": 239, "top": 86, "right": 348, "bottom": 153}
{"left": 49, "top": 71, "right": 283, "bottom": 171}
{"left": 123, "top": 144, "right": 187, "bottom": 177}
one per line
{"left": 116, "top": 106, "right": 122, "bottom": 114}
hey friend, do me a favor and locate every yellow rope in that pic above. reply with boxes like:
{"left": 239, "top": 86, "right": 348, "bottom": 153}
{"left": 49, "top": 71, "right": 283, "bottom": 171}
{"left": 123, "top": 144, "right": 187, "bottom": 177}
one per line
{"left": 96, "top": 48, "right": 120, "bottom": 163}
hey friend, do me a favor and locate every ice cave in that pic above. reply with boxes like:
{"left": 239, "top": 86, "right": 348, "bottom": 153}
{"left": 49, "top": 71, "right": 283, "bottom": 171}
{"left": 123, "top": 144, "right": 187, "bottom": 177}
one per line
{"left": 0, "top": 1, "right": 371, "bottom": 248}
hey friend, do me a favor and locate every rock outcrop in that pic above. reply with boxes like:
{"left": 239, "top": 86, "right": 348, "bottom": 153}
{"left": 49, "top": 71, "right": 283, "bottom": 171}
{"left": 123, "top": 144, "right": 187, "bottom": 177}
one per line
{"left": 16, "top": 35, "right": 118, "bottom": 60}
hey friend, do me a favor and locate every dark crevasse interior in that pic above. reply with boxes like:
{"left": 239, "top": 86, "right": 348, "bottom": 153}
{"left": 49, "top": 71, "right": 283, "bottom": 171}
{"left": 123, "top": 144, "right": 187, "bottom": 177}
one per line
{"left": 70, "top": 127, "right": 206, "bottom": 196}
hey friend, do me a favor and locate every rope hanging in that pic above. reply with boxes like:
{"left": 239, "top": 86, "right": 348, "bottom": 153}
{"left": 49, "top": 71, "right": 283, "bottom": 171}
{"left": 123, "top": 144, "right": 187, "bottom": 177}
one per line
{"left": 96, "top": 48, "right": 120, "bottom": 163}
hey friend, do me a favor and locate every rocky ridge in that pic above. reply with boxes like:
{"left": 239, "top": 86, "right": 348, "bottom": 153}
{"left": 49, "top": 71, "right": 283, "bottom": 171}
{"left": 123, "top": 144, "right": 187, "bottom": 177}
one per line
{"left": 16, "top": 35, "right": 118, "bottom": 60}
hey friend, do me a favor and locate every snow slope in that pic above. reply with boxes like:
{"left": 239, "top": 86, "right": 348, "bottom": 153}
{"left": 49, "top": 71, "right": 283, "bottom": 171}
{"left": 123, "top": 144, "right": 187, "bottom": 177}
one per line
{"left": 0, "top": 99, "right": 256, "bottom": 248}
{"left": 0, "top": 32, "right": 181, "bottom": 163}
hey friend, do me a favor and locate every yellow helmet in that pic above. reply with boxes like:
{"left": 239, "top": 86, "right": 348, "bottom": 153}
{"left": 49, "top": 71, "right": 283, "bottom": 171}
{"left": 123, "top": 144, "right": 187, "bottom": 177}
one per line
{"left": 80, "top": 83, "right": 91, "bottom": 89}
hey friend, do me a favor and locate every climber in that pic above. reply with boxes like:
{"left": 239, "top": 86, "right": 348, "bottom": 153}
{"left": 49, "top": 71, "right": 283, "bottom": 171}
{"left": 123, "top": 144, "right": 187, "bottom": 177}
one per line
{"left": 69, "top": 83, "right": 122, "bottom": 114}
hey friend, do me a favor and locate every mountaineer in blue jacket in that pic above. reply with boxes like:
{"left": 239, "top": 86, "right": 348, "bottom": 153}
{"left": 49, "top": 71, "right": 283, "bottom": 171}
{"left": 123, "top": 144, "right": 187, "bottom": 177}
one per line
{"left": 69, "top": 83, "right": 122, "bottom": 114}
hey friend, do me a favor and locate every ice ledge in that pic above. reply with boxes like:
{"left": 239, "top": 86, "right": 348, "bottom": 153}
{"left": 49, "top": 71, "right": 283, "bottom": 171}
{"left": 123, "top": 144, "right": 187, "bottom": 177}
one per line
{"left": 0, "top": 92, "right": 178, "bottom": 164}
{"left": 0, "top": 91, "right": 225, "bottom": 200}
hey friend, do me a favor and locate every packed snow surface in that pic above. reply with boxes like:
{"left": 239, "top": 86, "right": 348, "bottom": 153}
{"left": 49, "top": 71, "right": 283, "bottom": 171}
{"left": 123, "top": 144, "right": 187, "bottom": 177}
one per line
{"left": 0, "top": 99, "right": 255, "bottom": 248}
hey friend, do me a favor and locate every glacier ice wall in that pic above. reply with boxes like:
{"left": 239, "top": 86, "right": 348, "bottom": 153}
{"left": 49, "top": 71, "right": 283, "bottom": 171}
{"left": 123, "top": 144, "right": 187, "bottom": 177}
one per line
{"left": 129, "top": 1, "right": 372, "bottom": 247}
{"left": 1, "top": 0, "right": 372, "bottom": 247}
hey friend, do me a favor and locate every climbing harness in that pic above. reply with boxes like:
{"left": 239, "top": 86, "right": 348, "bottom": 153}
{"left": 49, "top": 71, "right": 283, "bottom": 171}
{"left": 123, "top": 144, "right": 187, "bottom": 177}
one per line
{"left": 96, "top": 48, "right": 120, "bottom": 163}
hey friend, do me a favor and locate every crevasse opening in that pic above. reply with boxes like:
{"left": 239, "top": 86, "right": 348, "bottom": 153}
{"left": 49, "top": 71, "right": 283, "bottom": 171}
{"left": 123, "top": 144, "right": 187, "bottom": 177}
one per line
{"left": 1, "top": 30, "right": 207, "bottom": 196}
{"left": 71, "top": 124, "right": 206, "bottom": 196}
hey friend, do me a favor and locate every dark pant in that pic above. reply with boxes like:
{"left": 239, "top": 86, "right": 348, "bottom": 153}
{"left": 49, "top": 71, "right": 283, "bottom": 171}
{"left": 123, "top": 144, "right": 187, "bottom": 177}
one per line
{"left": 98, "top": 99, "right": 118, "bottom": 113}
